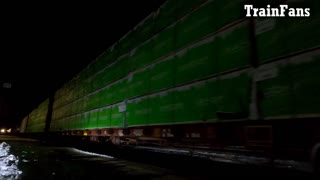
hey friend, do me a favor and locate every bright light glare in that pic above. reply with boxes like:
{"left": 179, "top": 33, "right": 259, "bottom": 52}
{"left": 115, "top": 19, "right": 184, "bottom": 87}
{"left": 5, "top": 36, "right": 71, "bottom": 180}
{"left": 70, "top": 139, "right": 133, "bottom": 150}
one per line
{"left": 0, "top": 129, "right": 5, "bottom": 133}
{"left": 72, "top": 148, "right": 114, "bottom": 159}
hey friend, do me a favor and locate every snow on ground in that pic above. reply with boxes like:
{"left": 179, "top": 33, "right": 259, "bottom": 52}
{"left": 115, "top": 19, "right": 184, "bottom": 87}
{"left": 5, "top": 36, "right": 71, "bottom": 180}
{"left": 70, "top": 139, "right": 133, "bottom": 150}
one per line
{"left": 0, "top": 142, "right": 22, "bottom": 179}
{"left": 133, "top": 146, "right": 312, "bottom": 173}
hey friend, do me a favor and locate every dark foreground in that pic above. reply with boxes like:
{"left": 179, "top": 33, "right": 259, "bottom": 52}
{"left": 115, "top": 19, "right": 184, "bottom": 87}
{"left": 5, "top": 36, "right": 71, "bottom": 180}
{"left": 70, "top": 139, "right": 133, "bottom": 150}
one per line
{"left": 0, "top": 135, "right": 315, "bottom": 180}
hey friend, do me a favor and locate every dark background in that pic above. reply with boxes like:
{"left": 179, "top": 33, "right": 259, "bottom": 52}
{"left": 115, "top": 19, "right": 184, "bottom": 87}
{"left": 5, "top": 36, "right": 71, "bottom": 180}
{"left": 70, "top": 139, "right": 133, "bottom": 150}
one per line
{"left": 0, "top": 1, "right": 165, "bottom": 128}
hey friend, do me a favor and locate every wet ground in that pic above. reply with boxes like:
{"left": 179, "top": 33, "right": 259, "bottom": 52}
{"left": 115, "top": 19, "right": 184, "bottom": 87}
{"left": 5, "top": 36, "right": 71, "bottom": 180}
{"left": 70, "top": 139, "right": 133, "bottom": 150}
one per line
{"left": 0, "top": 135, "right": 315, "bottom": 180}
{"left": 8, "top": 142, "right": 186, "bottom": 180}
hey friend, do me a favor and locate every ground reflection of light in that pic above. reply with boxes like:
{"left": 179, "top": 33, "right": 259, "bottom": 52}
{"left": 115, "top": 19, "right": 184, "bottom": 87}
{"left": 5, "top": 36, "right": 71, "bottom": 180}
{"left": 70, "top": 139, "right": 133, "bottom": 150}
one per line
{"left": 0, "top": 142, "right": 22, "bottom": 179}
{"left": 72, "top": 148, "right": 114, "bottom": 159}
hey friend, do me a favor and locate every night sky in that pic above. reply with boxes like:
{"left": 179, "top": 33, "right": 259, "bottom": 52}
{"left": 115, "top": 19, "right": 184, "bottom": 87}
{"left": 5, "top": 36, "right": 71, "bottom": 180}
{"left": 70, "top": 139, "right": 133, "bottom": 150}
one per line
{"left": 0, "top": 1, "right": 165, "bottom": 126}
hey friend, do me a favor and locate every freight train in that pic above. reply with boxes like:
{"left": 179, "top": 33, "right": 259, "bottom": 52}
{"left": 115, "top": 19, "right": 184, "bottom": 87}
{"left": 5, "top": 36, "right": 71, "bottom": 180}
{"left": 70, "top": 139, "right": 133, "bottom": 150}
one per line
{"left": 19, "top": 0, "right": 320, "bottom": 171}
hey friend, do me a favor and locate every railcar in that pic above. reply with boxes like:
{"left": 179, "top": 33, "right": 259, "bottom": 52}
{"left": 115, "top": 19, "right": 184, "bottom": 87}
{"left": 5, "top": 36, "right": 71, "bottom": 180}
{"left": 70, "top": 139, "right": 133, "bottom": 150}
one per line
{"left": 20, "top": 0, "right": 320, "bottom": 171}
